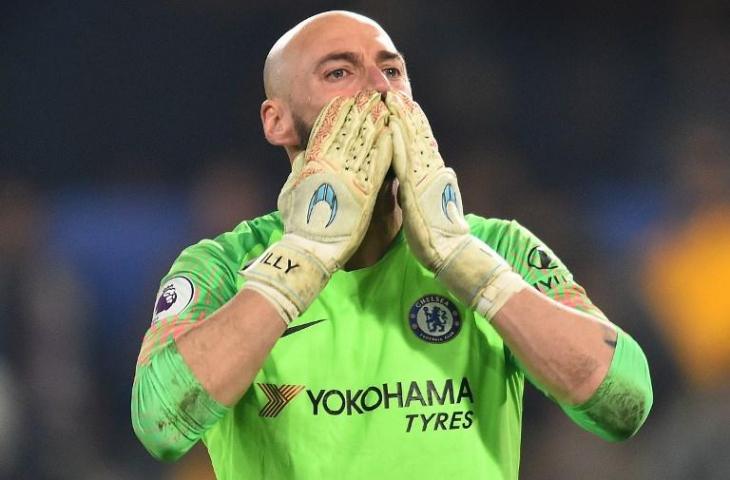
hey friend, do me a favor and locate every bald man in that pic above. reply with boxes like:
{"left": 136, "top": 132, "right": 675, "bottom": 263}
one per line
{"left": 132, "top": 11, "right": 652, "bottom": 480}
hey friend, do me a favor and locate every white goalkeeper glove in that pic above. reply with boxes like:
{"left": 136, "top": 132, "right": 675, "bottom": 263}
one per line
{"left": 244, "top": 91, "right": 391, "bottom": 324}
{"left": 386, "top": 91, "right": 527, "bottom": 320}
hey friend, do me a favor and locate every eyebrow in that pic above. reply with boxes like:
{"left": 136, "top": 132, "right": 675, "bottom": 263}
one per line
{"left": 313, "top": 50, "right": 407, "bottom": 72}
{"left": 377, "top": 50, "right": 406, "bottom": 65}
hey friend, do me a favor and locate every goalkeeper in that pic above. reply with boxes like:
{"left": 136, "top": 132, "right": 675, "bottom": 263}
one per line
{"left": 131, "top": 10, "right": 652, "bottom": 480}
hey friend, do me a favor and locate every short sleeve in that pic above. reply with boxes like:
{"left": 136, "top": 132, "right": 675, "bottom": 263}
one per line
{"left": 467, "top": 215, "right": 607, "bottom": 321}
{"left": 136, "top": 239, "right": 238, "bottom": 366}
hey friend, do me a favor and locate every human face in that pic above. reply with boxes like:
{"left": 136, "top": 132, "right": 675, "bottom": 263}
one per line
{"left": 286, "top": 16, "right": 412, "bottom": 142}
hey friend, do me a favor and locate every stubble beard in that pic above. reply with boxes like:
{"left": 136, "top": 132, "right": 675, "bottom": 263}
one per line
{"left": 292, "top": 111, "right": 312, "bottom": 153}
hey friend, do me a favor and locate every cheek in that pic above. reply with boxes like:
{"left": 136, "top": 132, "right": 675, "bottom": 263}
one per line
{"left": 393, "top": 79, "right": 413, "bottom": 98}
{"left": 289, "top": 94, "right": 321, "bottom": 131}
{"left": 299, "top": 88, "right": 331, "bottom": 118}
{"left": 301, "top": 92, "right": 349, "bottom": 124}
{"left": 302, "top": 104, "right": 325, "bottom": 129}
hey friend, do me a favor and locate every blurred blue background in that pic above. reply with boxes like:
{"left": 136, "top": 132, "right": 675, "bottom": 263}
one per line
{"left": 2, "top": 1, "right": 729, "bottom": 478}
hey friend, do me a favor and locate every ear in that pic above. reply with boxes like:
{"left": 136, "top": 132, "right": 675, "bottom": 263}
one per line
{"left": 261, "top": 99, "right": 298, "bottom": 147}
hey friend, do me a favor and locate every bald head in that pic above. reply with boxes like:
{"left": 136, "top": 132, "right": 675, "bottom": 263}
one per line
{"left": 259, "top": 10, "right": 410, "bottom": 157}
{"left": 263, "top": 11, "right": 393, "bottom": 99}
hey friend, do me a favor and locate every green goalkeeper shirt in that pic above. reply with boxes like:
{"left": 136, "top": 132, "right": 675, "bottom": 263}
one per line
{"left": 133, "top": 212, "right": 649, "bottom": 479}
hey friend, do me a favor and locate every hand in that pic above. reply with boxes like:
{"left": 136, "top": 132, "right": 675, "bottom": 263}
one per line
{"left": 386, "top": 91, "right": 526, "bottom": 319}
{"left": 244, "top": 90, "right": 392, "bottom": 323}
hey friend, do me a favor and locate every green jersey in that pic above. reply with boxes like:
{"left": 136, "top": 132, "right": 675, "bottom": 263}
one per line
{"left": 136, "top": 212, "right": 610, "bottom": 479}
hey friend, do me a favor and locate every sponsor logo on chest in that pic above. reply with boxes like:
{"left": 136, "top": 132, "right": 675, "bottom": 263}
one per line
{"left": 256, "top": 377, "right": 475, "bottom": 433}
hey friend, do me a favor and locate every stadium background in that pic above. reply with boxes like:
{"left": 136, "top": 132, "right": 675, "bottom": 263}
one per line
{"left": 2, "top": 1, "right": 729, "bottom": 478}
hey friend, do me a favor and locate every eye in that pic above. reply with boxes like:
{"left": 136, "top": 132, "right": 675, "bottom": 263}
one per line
{"left": 326, "top": 68, "right": 349, "bottom": 80}
{"left": 383, "top": 67, "right": 402, "bottom": 78}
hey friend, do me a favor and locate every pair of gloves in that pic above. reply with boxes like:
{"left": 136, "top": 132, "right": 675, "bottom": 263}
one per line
{"left": 244, "top": 90, "right": 526, "bottom": 324}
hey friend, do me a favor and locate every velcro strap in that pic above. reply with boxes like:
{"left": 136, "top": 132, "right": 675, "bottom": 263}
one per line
{"left": 242, "top": 241, "right": 330, "bottom": 318}
{"left": 437, "top": 236, "right": 527, "bottom": 320}
{"left": 474, "top": 270, "right": 526, "bottom": 320}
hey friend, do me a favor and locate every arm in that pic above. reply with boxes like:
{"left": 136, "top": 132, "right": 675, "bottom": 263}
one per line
{"left": 132, "top": 286, "right": 284, "bottom": 461}
{"left": 493, "top": 287, "right": 616, "bottom": 406}
{"left": 387, "top": 91, "right": 652, "bottom": 440}
{"left": 176, "top": 289, "right": 284, "bottom": 405}
{"left": 494, "top": 288, "right": 652, "bottom": 441}
{"left": 132, "top": 91, "right": 392, "bottom": 461}
{"left": 472, "top": 217, "right": 652, "bottom": 439}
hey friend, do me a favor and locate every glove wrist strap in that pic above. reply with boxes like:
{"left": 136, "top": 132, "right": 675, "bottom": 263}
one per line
{"left": 437, "top": 236, "right": 527, "bottom": 321}
{"left": 473, "top": 270, "right": 526, "bottom": 320}
{"left": 242, "top": 239, "right": 331, "bottom": 324}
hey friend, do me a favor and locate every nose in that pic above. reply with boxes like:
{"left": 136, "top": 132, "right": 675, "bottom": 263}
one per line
{"left": 365, "top": 65, "right": 390, "bottom": 94}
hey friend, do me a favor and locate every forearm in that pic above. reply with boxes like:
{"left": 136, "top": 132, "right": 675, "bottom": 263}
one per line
{"left": 132, "top": 341, "right": 228, "bottom": 461}
{"left": 132, "top": 288, "right": 286, "bottom": 460}
{"left": 133, "top": 91, "right": 391, "bottom": 462}
{"left": 429, "top": 230, "right": 652, "bottom": 439}
{"left": 387, "top": 89, "right": 652, "bottom": 438}
{"left": 492, "top": 287, "right": 617, "bottom": 405}
{"left": 176, "top": 287, "right": 286, "bottom": 405}
{"left": 560, "top": 329, "right": 653, "bottom": 441}
{"left": 491, "top": 287, "right": 652, "bottom": 440}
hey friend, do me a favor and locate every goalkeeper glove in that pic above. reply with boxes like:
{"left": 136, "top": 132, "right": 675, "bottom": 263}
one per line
{"left": 386, "top": 91, "right": 527, "bottom": 319}
{"left": 244, "top": 91, "right": 391, "bottom": 324}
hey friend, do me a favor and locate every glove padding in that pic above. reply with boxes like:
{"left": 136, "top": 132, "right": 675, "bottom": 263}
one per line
{"left": 386, "top": 91, "right": 526, "bottom": 320}
{"left": 244, "top": 91, "right": 391, "bottom": 324}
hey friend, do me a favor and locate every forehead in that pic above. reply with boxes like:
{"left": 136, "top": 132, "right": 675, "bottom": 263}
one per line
{"left": 293, "top": 17, "right": 398, "bottom": 64}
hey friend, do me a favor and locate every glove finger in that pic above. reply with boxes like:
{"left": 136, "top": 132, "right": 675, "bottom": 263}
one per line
{"left": 384, "top": 89, "right": 403, "bottom": 115}
{"left": 368, "top": 125, "right": 393, "bottom": 193}
{"left": 344, "top": 125, "right": 392, "bottom": 255}
{"left": 306, "top": 95, "right": 355, "bottom": 165}
{"left": 390, "top": 118, "right": 422, "bottom": 221}
{"left": 385, "top": 89, "right": 410, "bottom": 114}
{"left": 389, "top": 118, "right": 410, "bottom": 183}
{"left": 347, "top": 99, "right": 391, "bottom": 192}
{"left": 353, "top": 89, "right": 382, "bottom": 116}
{"left": 386, "top": 93, "right": 433, "bottom": 174}
{"left": 394, "top": 91, "right": 442, "bottom": 164}
{"left": 325, "top": 91, "right": 382, "bottom": 173}
{"left": 390, "top": 112, "right": 434, "bottom": 185}
{"left": 385, "top": 92, "right": 418, "bottom": 141}
{"left": 387, "top": 92, "right": 436, "bottom": 146}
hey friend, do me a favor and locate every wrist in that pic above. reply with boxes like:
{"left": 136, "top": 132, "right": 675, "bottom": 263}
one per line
{"left": 242, "top": 282, "right": 299, "bottom": 325}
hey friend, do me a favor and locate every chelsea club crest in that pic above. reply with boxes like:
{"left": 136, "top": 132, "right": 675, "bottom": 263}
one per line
{"left": 409, "top": 295, "right": 461, "bottom": 343}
